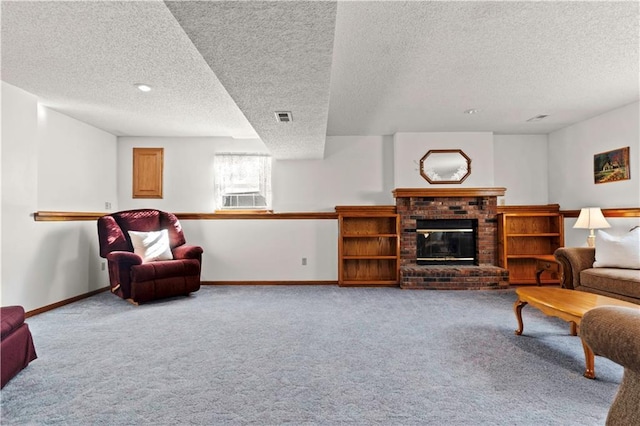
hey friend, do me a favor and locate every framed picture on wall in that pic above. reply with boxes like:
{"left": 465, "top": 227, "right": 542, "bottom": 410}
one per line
{"left": 593, "top": 146, "right": 630, "bottom": 184}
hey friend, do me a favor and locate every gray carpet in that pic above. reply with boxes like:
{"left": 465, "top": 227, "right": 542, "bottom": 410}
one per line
{"left": 1, "top": 286, "right": 622, "bottom": 425}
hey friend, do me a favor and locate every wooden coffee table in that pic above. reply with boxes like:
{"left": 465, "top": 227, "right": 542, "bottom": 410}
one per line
{"left": 514, "top": 287, "right": 640, "bottom": 379}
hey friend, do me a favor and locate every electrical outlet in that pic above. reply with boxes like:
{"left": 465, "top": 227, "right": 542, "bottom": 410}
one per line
{"left": 301, "top": 257, "right": 307, "bottom": 266}
{"left": 105, "top": 201, "right": 112, "bottom": 210}
{"left": 101, "top": 261, "right": 106, "bottom": 271}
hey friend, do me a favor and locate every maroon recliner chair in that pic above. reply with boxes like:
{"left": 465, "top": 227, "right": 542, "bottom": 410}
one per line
{"left": 1, "top": 306, "right": 37, "bottom": 388}
{"left": 98, "top": 209, "right": 203, "bottom": 305}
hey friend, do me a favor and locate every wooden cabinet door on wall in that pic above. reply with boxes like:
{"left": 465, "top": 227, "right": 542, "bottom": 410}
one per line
{"left": 133, "top": 148, "right": 163, "bottom": 198}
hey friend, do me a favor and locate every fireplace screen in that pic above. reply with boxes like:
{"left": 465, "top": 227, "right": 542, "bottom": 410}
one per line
{"left": 416, "top": 219, "right": 477, "bottom": 265}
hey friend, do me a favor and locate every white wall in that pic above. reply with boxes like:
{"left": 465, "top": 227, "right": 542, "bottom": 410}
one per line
{"left": 38, "top": 107, "right": 117, "bottom": 211}
{"left": 494, "top": 134, "right": 549, "bottom": 205}
{"left": 117, "top": 137, "right": 337, "bottom": 282}
{"left": 4, "top": 79, "right": 637, "bottom": 309}
{"left": 118, "top": 135, "right": 395, "bottom": 213}
{"left": 548, "top": 102, "right": 639, "bottom": 209}
{"left": 548, "top": 102, "right": 640, "bottom": 246}
{"left": 2, "top": 83, "right": 38, "bottom": 308}
{"left": 274, "top": 135, "right": 395, "bottom": 211}
{"left": 393, "top": 132, "right": 495, "bottom": 188}
{"left": 1, "top": 82, "right": 117, "bottom": 311}
{"left": 115, "top": 135, "right": 395, "bottom": 282}
{"left": 180, "top": 219, "right": 337, "bottom": 281}
{"left": 117, "top": 137, "right": 269, "bottom": 212}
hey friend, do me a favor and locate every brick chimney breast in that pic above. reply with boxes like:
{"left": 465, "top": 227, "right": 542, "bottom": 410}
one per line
{"left": 393, "top": 188, "right": 509, "bottom": 290}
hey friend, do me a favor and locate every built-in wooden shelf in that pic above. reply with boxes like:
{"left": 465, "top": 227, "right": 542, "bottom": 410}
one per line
{"left": 506, "top": 233, "right": 562, "bottom": 237}
{"left": 343, "top": 234, "right": 398, "bottom": 238}
{"left": 336, "top": 205, "right": 400, "bottom": 287}
{"left": 343, "top": 255, "right": 398, "bottom": 259}
{"left": 497, "top": 205, "right": 564, "bottom": 285}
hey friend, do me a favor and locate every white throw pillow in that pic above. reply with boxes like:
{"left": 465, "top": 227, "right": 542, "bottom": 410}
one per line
{"left": 593, "top": 228, "right": 640, "bottom": 269}
{"left": 127, "top": 230, "right": 174, "bottom": 263}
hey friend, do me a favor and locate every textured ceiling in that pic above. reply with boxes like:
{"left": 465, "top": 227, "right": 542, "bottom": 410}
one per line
{"left": 328, "top": 1, "right": 640, "bottom": 136}
{"left": 1, "top": 1, "right": 638, "bottom": 159}
{"left": 1, "top": 1, "right": 258, "bottom": 139}
{"left": 164, "top": 1, "right": 336, "bottom": 159}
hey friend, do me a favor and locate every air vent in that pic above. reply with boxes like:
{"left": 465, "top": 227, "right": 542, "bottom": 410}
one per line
{"left": 275, "top": 111, "right": 292, "bottom": 123}
{"left": 526, "top": 114, "right": 549, "bottom": 122}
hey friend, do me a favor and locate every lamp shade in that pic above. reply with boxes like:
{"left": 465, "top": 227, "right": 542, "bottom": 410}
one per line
{"left": 573, "top": 207, "right": 611, "bottom": 230}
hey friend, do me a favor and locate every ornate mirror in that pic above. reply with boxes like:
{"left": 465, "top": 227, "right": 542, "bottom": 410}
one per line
{"left": 419, "top": 149, "right": 471, "bottom": 184}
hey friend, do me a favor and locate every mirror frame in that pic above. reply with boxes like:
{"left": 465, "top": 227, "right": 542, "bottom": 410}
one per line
{"left": 419, "top": 149, "right": 472, "bottom": 184}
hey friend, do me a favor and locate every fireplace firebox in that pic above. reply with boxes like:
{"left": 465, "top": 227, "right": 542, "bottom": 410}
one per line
{"left": 416, "top": 219, "right": 477, "bottom": 265}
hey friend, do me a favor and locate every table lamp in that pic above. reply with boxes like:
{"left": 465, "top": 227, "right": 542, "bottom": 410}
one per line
{"left": 573, "top": 207, "right": 610, "bottom": 247}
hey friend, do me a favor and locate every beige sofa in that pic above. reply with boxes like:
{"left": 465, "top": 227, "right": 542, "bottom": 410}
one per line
{"left": 554, "top": 247, "right": 640, "bottom": 304}
{"left": 581, "top": 306, "right": 640, "bottom": 425}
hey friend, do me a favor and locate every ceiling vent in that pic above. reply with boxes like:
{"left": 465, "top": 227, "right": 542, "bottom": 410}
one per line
{"left": 275, "top": 111, "right": 293, "bottom": 123}
{"left": 526, "top": 114, "right": 549, "bottom": 122}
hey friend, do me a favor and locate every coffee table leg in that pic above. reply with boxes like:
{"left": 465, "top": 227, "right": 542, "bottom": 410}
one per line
{"left": 581, "top": 339, "right": 596, "bottom": 379}
{"left": 514, "top": 299, "right": 528, "bottom": 335}
{"left": 570, "top": 322, "right": 577, "bottom": 336}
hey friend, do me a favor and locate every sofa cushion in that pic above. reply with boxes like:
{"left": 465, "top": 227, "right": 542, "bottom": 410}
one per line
{"left": 594, "top": 228, "right": 640, "bottom": 269}
{"left": 580, "top": 268, "right": 640, "bottom": 300}
{"left": 130, "top": 259, "right": 200, "bottom": 282}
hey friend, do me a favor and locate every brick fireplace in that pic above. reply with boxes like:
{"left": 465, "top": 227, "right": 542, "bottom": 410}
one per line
{"left": 393, "top": 188, "right": 509, "bottom": 290}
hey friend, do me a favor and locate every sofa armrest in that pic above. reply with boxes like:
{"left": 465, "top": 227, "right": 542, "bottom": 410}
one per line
{"left": 105, "top": 251, "right": 142, "bottom": 299}
{"left": 554, "top": 247, "right": 595, "bottom": 290}
{"left": 1, "top": 306, "right": 26, "bottom": 339}
{"left": 106, "top": 251, "right": 142, "bottom": 266}
{"left": 581, "top": 306, "right": 640, "bottom": 373}
{"left": 172, "top": 244, "right": 203, "bottom": 261}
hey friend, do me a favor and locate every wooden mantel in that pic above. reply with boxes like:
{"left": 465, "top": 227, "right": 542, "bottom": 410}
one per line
{"left": 392, "top": 187, "right": 506, "bottom": 198}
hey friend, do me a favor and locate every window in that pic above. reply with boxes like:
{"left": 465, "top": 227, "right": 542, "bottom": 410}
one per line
{"left": 213, "top": 154, "right": 272, "bottom": 211}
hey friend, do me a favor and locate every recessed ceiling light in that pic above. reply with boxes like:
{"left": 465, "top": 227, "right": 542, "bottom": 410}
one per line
{"left": 135, "top": 83, "right": 152, "bottom": 92}
{"left": 464, "top": 109, "right": 480, "bottom": 115}
{"left": 526, "top": 114, "right": 549, "bottom": 122}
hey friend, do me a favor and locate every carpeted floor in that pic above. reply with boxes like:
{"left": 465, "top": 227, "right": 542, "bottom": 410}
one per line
{"left": 0, "top": 286, "right": 621, "bottom": 425}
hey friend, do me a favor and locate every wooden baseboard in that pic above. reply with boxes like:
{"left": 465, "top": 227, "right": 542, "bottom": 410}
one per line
{"left": 24, "top": 282, "right": 335, "bottom": 316}
{"left": 201, "top": 281, "right": 338, "bottom": 286}
{"left": 26, "top": 286, "right": 110, "bottom": 317}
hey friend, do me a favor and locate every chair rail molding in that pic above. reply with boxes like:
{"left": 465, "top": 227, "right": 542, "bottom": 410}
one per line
{"left": 33, "top": 207, "right": 640, "bottom": 222}
{"left": 34, "top": 211, "right": 338, "bottom": 221}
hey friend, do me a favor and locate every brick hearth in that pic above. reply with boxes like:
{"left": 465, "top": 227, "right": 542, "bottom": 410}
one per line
{"left": 393, "top": 188, "right": 509, "bottom": 290}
